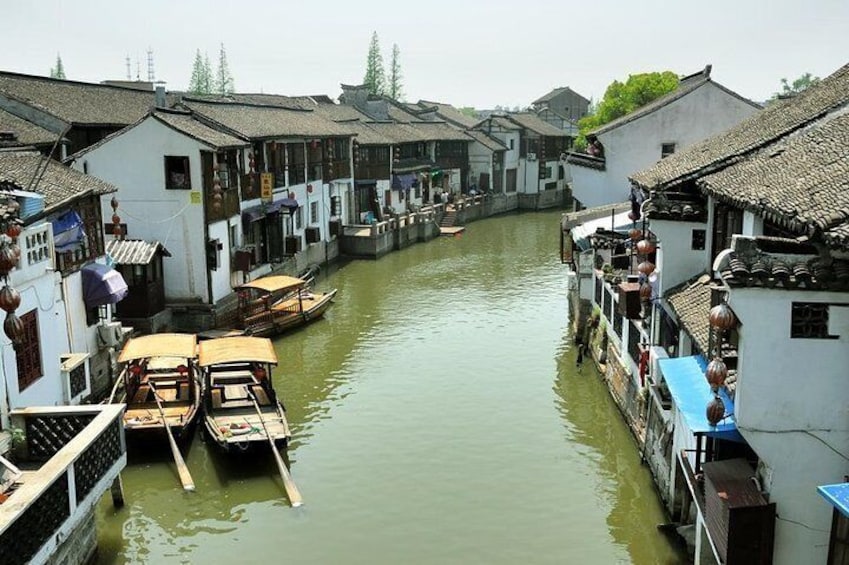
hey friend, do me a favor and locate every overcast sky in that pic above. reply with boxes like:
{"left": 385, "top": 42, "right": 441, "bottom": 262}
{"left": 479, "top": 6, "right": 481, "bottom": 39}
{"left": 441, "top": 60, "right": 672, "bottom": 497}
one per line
{"left": 3, "top": 0, "right": 848, "bottom": 109}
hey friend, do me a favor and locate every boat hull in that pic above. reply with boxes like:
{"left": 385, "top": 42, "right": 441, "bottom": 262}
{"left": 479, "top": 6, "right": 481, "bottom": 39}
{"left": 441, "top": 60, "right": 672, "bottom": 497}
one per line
{"left": 246, "top": 289, "right": 337, "bottom": 338}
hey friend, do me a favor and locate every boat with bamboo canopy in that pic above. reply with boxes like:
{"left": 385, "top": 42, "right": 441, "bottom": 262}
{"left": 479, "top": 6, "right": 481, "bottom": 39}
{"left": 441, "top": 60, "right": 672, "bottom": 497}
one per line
{"left": 235, "top": 275, "right": 336, "bottom": 338}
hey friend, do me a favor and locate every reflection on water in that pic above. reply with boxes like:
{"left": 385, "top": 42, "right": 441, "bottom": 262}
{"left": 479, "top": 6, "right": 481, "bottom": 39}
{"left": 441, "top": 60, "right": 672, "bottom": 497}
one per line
{"left": 97, "top": 211, "right": 685, "bottom": 564}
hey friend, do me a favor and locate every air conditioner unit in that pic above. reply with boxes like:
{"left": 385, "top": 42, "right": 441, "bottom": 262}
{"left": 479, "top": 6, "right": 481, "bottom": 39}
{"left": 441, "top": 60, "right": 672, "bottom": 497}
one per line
{"left": 59, "top": 352, "right": 91, "bottom": 404}
{"left": 527, "top": 152, "right": 537, "bottom": 161}
{"left": 97, "top": 321, "right": 123, "bottom": 349}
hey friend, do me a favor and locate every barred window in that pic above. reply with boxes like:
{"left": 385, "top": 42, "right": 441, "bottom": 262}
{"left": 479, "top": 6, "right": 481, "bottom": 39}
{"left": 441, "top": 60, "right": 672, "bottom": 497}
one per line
{"left": 16, "top": 310, "right": 43, "bottom": 391}
{"left": 791, "top": 303, "right": 836, "bottom": 339}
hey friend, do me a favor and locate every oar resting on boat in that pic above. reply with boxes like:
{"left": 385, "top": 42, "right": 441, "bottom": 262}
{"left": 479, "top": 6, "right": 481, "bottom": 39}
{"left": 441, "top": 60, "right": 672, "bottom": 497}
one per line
{"left": 246, "top": 387, "right": 302, "bottom": 507}
{"left": 149, "top": 381, "right": 195, "bottom": 492}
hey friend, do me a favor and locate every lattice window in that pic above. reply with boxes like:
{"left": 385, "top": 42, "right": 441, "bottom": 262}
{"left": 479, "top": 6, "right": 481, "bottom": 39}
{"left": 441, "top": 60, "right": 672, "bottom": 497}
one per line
{"left": 594, "top": 275, "right": 602, "bottom": 305}
{"left": 629, "top": 321, "right": 643, "bottom": 364}
{"left": 791, "top": 303, "right": 835, "bottom": 339}
{"left": 69, "top": 363, "right": 87, "bottom": 398}
{"left": 25, "top": 414, "right": 95, "bottom": 460}
{"left": 25, "top": 227, "right": 51, "bottom": 266}
{"left": 74, "top": 419, "right": 122, "bottom": 503}
{"left": 605, "top": 287, "right": 614, "bottom": 323}
{"left": 0, "top": 473, "right": 69, "bottom": 565}
{"left": 613, "top": 307, "right": 623, "bottom": 337}
{"left": 16, "top": 310, "right": 42, "bottom": 391}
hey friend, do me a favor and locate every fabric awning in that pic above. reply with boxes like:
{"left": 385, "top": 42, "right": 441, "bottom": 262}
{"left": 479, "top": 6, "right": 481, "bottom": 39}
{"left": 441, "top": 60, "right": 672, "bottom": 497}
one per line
{"left": 659, "top": 355, "right": 744, "bottom": 442}
{"left": 241, "top": 198, "right": 300, "bottom": 226}
{"left": 81, "top": 263, "right": 128, "bottom": 308}
{"left": 819, "top": 483, "right": 849, "bottom": 518}
{"left": 570, "top": 211, "right": 633, "bottom": 252}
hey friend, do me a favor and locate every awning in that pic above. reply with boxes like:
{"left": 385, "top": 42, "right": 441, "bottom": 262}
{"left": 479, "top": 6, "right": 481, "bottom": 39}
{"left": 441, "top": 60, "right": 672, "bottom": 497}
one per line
{"left": 51, "top": 210, "right": 86, "bottom": 253}
{"left": 659, "top": 355, "right": 745, "bottom": 442}
{"left": 241, "top": 198, "right": 300, "bottom": 227}
{"left": 818, "top": 483, "right": 849, "bottom": 518}
{"left": 81, "top": 263, "right": 128, "bottom": 308}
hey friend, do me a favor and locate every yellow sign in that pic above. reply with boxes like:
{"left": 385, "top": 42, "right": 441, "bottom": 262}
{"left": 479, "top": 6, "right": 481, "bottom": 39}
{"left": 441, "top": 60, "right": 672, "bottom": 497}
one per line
{"left": 190, "top": 191, "right": 201, "bottom": 204}
{"left": 260, "top": 173, "right": 274, "bottom": 201}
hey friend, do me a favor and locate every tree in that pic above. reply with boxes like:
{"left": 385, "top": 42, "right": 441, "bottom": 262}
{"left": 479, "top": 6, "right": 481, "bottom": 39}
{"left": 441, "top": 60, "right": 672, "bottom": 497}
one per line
{"left": 215, "top": 43, "right": 235, "bottom": 96}
{"left": 574, "top": 71, "right": 678, "bottom": 150}
{"left": 387, "top": 43, "right": 403, "bottom": 101}
{"left": 458, "top": 107, "right": 478, "bottom": 118}
{"left": 771, "top": 72, "right": 820, "bottom": 100}
{"left": 188, "top": 50, "right": 207, "bottom": 94}
{"left": 363, "top": 32, "right": 386, "bottom": 96}
{"left": 202, "top": 53, "right": 213, "bottom": 95}
{"left": 49, "top": 53, "right": 66, "bottom": 79}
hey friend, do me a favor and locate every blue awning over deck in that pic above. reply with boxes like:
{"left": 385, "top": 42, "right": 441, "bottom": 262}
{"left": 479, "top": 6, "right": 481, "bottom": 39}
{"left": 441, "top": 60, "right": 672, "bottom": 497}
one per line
{"left": 819, "top": 484, "right": 849, "bottom": 518}
{"left": 659, "top": 355, "right": 744, "bottom": 442}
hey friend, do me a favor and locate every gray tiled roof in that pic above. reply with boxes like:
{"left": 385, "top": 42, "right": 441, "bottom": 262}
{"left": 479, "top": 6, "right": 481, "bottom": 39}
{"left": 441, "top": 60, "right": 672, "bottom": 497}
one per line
{"left": 0, "top": 71, "right": 155, "bottom": 126}
{"left": 153, "top": 111, "right": 248, "bottom": 149}
{"left": 631, "top": 62, "right": 849, "bottom": 189}
{"left": 0, "top": 149, "right": 117, "bottom": 212}
{"left": 181, "top": 99, "right": 352, "bottom": 139}
{"left": 106, "top": 238, "right": 170, "bottom": 265}
{"left": 416, "top": 100, "right": 479, "bottom": 128}
{"left": 465, "top": 130, "right": 507, "bottom": 152}
{"left": 532, "top": 86, "right": 590, "bottom": 105}
{"left": 699, "top": 111, "right": 849, "bottom": 250}
{"left": 507, "top": 113, "right": 568, "bottom": 137}
{"left": 665, "top": 276, "right": 712, "bottom": 354}
{"left": 0, "top": 108, "right": 56, "bottom": 146}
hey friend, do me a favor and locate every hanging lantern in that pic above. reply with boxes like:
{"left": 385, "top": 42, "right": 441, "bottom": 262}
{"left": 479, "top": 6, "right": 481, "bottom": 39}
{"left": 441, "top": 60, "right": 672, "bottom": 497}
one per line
{"left": 637, "top": 261, "right": 656, "bottom": 275}
{"left": 706, "top": 395, "right": 725, "bottom": 426}
{"left": 636, "top": 238, "right": 656, "bottom": 256}
{"left": 640, "top": 282, "right": 653, "bottom": 301}
{"left": 628, "top": 211, "right": 637, "bottom": 221}
{"left": 628, "top": 228, "right": 642, "bottom": 241}
{"left": 113, "top": 224, "right": 123, "bottom": 238}
{"left": 111, "top": 196, "right": 119, "bottom": 211}
{"left": 3, "top": 311, "right": 23, "bottom": 343}
{"left": 705, "top": 357, "right": 728, "bottom": 389}
{"left": 0, "top": 246, "right": 17, "bottom": 273}
{"left": 709, "top": 302, "right": 737, "bottom": 330}
{"left": 5, "top": 223, "right": 21, "bottom": 239}
{"left": 0, "top": 285, "right": 20, "bottom": 313}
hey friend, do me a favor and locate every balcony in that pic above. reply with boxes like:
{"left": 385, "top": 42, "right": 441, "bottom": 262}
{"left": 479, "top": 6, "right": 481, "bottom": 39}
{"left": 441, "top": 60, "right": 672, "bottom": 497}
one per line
{"left": 206, "top": 188, "right": 240, "bottom": 224}
{"left": 0, "top": 405, "right": 126, "bottom": 565}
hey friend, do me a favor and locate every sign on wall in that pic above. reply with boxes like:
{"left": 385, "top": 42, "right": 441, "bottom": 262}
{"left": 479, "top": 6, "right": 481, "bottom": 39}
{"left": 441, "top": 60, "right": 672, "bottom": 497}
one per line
{"left": 261, "top": 173, "right": 274, "bottom": 201}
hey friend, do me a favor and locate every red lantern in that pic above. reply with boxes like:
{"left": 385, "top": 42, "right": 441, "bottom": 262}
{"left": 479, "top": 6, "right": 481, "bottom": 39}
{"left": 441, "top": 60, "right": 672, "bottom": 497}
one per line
{"left": 307, "top": 184, "right": 314, "bottom": 194}
{"left": 129, "top": 364, "right": 143, "bottom": 376}
{"left": 706, "top": 395, "right": 725, "bottom": 426}
{"left": 637, "top": 261, "right": 656, "bottom": 275}
{"left": 3, "top": 312, "right": 23, "bottom": 343}
{"left": 709, "top": 303, "right": 737, "bottom": 330}
{"left": 0, "top": 246, "right": 17, "bottom": 273}
{"left": 628, "top": 228, "right": 642, "bottom": 241}
{"left": 639, "top": 282, "right": 652, "bottom": 301}
{"left": 253, "top": 366, "right": 267, "bottom": 381}
{"left": 0, "top": 285, "right": 21, "bottom": 313}
{"left": 6, "top": 223, "right": 21, "bottom": 239}
{"left": 705, "top": 358, "right": 728, "bottom": 388}
{"left": 112, "top": 214, "right": 121, "bottom": 225}
{"left": 636, "top": 239, "right": 656, "bottom": 256}
{"left": 177, "top": 364, "right": 189, "bottom": 376}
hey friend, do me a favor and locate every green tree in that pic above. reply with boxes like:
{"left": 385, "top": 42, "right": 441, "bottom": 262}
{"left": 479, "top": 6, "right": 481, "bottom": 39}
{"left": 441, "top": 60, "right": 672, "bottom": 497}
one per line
{"left": 202, "top": 53, "right": 213, "bottom": 95}
{"left": 387, "top": 43, "right": 403, "bottom": 101}
{"left": 363, "top": 32, "right": 386, "bottom": 96}
{"left": 574, "top": 71, "right": 679, "bottom": 150}
{"left": 49, "top": 53, "right": 66, "bottom": 79}
{"left": 771, "top": 72, "right": 820, "bottom": 100}
{"left": 215, "top": 43, "right": 235, "bottom": 96}
{"left": 458, "top": 107, "right": 478, "bottom": 118}
{"left": 188, "top": 49, "right": 207, "bottom": 94}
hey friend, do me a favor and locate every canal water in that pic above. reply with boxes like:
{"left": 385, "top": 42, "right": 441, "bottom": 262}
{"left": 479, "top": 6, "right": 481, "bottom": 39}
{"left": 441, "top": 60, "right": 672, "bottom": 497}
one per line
{"left": 96, "top": 210, "right": 686, "bottom": 564}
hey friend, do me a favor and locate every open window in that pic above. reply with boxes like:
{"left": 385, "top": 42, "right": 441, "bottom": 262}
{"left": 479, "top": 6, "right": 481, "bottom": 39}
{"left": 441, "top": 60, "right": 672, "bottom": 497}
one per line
{"left": 164, "top": 156, "right": 191, "bottom": 189}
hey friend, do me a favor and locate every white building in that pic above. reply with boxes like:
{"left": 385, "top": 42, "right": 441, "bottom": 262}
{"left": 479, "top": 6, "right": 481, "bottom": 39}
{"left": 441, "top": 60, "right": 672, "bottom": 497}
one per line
{"left": 568, "top": 65, "right": 761, "bottom": 210}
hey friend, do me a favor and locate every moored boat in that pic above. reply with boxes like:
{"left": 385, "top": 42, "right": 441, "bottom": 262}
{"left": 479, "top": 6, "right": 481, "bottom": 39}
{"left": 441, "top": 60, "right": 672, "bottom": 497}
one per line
{"left": 197, "top": 335, "right": 292, "bottom": 453}
{"left": 235, "top": 275, "right": 336, "bottom": 338}
{"left": 112, "top": 333, "right": 201, "bottom": 442}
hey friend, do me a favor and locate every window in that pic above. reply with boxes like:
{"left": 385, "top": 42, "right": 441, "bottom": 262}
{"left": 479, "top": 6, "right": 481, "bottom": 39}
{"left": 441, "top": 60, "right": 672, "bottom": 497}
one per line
{"left": 509, "top": 139, "right": 515, "bottom": 150}
{"left": 310, "top": 201, "right": 319, "bottom": 224}
{"left": 164, "top": 156, "right": 191, "bottom": 189}
{"left": 25, "top": 227, "right": 51, "bottom": 266}
{"left": 791, "top": 303, "right": 837, "bottom": 339}
{"left": 661, "top": 143, "right": 676, "bottom": 159}
{"left": 16, "top": 310, "right": 42, "bottom": 391}
{"left": 295, "top": 207, "right": 303, "bottom": 230}
{"left": 692, "top": 229, "right": 706, "bottom": 250}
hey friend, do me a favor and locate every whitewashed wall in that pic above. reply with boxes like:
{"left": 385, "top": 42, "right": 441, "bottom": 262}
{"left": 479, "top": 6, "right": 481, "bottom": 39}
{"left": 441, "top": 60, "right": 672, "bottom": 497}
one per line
{"left": 74, "top": 118, "right": 210, "bottom": 303}
{"left": 652, "top": 219, "right": 710, "bottom": 293}
{"left": 572, "top": 82, "right": 760, "bottom": 208}
{"left": 730, "top": 286, "right": 849, "bottom": 565}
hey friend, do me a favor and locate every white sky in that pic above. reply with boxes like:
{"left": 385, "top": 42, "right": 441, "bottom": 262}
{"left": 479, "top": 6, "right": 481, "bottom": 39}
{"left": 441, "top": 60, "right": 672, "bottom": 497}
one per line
{"left": 2, "top": 0, "right": 848, "bottom": 109}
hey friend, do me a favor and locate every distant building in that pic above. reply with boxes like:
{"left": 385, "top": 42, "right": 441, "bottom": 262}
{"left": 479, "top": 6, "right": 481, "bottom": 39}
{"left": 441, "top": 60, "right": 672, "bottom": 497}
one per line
{"left": 531, "top": 86, "right": 591, "bottom": 123}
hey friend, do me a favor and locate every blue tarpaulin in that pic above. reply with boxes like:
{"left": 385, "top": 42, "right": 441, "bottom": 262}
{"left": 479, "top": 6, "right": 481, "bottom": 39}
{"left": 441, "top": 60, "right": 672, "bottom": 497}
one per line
{"left": 818, "top": 483, "right": 849, "bottom": 518}
{"left": 81, "top": 263, "right": 128, "bottom": 308}
{"left": 51, "top": 211, "right": 85, "bottom": 253}
{"left": 659, "top": 355, "right": 745, "bottom": 442}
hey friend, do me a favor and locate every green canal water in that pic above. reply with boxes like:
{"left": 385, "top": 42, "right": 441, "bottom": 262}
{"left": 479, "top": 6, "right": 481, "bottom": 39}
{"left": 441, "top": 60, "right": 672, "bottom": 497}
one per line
{"left": 96, "top": 210, "right": 686, "bottom": 564}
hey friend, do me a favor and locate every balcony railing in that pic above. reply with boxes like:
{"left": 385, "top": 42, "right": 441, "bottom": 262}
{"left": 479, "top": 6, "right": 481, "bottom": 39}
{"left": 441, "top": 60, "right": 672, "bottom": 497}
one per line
{"left": 0, "top": 405, "right": 126, "bottom": 565}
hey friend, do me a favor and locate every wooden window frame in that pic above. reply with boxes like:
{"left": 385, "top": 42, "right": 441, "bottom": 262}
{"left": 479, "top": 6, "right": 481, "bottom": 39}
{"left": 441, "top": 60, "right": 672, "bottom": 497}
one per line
{"left": 16, "top": 310, "right": 42, "bottom": 391}
{"left": 164, "top": 156, "right": 191, "bottom": 189}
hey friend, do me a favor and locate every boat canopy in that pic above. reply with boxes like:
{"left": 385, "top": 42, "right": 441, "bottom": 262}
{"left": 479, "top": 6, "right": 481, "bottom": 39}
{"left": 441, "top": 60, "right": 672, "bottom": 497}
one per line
{"left": 118, "top": 333, "right": 198, "bottom": 363}
{"left": 237, "top": 275, "right": 305, "bottom": 294}
{"left": 197, "top": 336, "right": 278, "bottom": 367}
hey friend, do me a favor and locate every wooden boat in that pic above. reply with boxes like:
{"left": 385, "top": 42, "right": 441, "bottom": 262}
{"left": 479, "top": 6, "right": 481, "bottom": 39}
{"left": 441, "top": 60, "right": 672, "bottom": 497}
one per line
{"left": 112, "top": 333, "right": 201, "bottom": 442}
{"left": 197, "top": 336, "right": 292, "bottom": 453}
{"left": 235, "top": 275, "right": 337, "bottom": 338}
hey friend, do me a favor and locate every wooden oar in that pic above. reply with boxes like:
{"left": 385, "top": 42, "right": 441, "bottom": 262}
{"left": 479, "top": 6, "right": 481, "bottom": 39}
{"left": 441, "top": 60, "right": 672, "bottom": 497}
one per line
{"left": 247, "top": 387, "right": 302, "bottom": 507}
{"left": 107, "top": 368, "right": 127, "bottom": 404}
{"left": 148, "top": 382, "right": 195, "bottom": 492}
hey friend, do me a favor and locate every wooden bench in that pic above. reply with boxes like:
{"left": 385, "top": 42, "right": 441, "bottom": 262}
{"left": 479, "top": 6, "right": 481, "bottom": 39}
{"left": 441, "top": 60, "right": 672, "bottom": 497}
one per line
{"left": 211, "top": 388, "right": 223, "bottom": 409}
{"left": 132, "top": 384, "right": 150, "bottom": 404}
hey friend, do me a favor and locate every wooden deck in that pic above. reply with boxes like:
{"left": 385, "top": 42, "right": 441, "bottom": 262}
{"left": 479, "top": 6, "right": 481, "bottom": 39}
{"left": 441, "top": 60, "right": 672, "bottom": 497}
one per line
{"left": 440, "top": 226, "right": 466, "bottom": 236}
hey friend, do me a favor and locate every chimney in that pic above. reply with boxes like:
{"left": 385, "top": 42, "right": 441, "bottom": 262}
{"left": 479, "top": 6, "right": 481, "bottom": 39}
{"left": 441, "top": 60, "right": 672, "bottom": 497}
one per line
{"left": 154, "top": 83, "right": 167, "bottom": 108}
{"left": 704, "top": 64, "right": 712, "bottom": 78}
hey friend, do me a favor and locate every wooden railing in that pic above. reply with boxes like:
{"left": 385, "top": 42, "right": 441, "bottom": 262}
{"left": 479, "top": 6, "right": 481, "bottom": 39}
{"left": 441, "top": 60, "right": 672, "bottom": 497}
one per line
{"left": 0, "top": 405, "right": 126, "bottom": 565}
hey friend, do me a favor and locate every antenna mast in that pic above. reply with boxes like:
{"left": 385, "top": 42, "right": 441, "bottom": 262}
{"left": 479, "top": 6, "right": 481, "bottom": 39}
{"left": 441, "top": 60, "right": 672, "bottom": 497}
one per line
{"left": 125, "top": 55, "right": 131, "bottom": 80}
{"left": 147, "top": 48, "right": 155, "bottom": 82}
